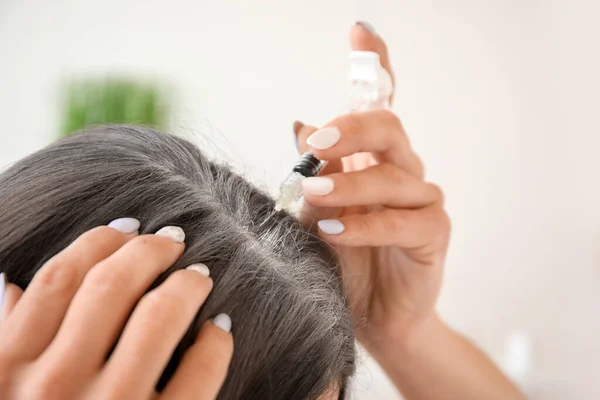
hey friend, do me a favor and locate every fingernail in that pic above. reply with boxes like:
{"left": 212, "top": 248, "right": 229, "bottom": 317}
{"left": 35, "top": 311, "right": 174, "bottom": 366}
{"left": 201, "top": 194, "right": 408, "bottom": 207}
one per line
{"left": 213, "top": 313, "right": 232, "bottom": 333}
{"left": 0, "top": 273, "right": 6, "bottom": 320}
{"left": 356, "top": 21, "right": 376, "bottom": 35}
{"left": 155, "top": 226, "right": 185, "bottom": 243}
{"left": 306, "top": 127, "right": 341, "bottom": 150}
{"left": 186, "top": 263, "right": 210, "bottom": 277}
{"left": 318, "top": 220, "right": 345, "bottom": 235}
{"left": 108, "top": 217, "right": 140, "bottom": 234}
{"left": 293, "top": 120, "right": 304, "bottom": 136}
{"left": 303, "top": 177, "right": 334, "bottom": 195}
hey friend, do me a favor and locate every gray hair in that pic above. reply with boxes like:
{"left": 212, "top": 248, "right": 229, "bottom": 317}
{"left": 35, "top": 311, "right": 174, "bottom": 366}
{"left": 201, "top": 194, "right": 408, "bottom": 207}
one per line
{"left": 0, "top": 125, "right": 356, "bottom": 399}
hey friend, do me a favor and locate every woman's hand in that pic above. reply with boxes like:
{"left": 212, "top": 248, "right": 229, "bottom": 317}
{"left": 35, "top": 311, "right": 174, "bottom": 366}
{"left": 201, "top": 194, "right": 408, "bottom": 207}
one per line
{"left": 295, "top": 23, "right": 450, "bottom": 350}
{"left": 295, "top": 23, "right": 525, "bottom": 400}
{"left": 0, "top": 219, "right": 233, "bottom": 400}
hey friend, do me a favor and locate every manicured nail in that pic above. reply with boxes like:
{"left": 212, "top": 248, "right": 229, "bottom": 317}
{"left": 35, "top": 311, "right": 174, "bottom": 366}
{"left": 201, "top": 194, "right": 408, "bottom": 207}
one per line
{"left": 356, "top": 21, "right": 376, "bottom": 35}
{"left": 318, "top": 220, "right": 345, "bottom": 235}
{"left": 108, "top": 217, "right": 140, "bottom": 234}
{"left": 155, "top": 226, "right": 185, "bottom": 243}
{"left": 306, "top": 127, "right": 341, "bottom": 150}
{"left": 302, "top": 177, "right": 334, "bottom": 195}
{"left": 213, "top": 313, "right": 232, "bottom": 333}
{"left": 186, "top": 263, "right": 210, "bottom": 277}
{"left": 0, "top": 273, "right": 6, "bottom": 320}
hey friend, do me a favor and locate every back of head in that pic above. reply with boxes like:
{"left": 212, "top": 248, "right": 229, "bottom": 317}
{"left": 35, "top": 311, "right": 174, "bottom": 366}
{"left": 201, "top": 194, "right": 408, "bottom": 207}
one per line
{"left": 0, "top": 125, "right": 355, "bottom": 399}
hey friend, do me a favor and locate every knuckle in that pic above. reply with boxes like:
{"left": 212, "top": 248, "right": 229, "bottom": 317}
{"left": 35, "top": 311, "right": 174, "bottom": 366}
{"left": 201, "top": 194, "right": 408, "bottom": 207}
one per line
{"left": 379, "top": 163, "right": 403, "bottom": 183}
{"left": 34, "top": 258, "right": 79, "bottom": 295}
{"left": 141, "top": 291, "right": 183, "bottom": 325}
{"left": 346, "top": 112, "right": 364, "bottom": 132}
{"left": 379, "top": 108, "right": 401, "bottom": 126}
{"left": 379, "top": 109, "right": 408, "bottom": 145}
{"left": 82, "top": 264, "right": 133, "bottom": 299}
{"left": 334, "top": 114, "right": 363, "bottom": 149}
{"left": 26, "top": 365, "right": 71, "bottom": 400}
{"left": 335, "top": 112, "right": 361, "bottom": 133}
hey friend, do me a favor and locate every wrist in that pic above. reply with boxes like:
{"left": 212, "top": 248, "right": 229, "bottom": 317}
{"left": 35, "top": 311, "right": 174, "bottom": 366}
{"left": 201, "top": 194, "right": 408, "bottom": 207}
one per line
{"left": 363, "top": 311, "right": 448, "bottom": 364}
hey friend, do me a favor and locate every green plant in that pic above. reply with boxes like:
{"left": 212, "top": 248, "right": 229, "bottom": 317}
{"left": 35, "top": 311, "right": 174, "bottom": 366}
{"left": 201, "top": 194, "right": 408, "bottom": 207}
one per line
{"left": 60, "top": 78, "right": 167, "bottom": 138}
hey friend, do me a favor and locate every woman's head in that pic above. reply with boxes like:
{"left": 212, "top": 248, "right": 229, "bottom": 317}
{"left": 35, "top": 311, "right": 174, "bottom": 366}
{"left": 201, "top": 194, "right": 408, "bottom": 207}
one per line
{"left": 0, "top": 125, "right": 355, "bottom": 399}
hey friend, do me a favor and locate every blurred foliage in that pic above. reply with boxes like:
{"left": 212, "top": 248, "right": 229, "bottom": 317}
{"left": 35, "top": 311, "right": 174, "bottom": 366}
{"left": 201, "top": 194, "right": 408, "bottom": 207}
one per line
{"left": 60, "top": 78, "right": 168, "bottom": 138}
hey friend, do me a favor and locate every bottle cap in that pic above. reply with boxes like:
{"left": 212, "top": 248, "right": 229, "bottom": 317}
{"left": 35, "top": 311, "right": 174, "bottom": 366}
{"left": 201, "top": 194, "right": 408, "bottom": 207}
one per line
{"left": 348, "top": 51, "right": 380, "bottom": 81}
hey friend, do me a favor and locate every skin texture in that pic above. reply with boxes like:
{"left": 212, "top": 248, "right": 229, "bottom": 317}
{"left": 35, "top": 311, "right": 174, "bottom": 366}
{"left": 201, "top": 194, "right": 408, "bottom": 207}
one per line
{"left": 296, "top": 23, "right": 525, "bottom": 400}
{"left": 0, "top": 225, "right": 233, "bottom": 400}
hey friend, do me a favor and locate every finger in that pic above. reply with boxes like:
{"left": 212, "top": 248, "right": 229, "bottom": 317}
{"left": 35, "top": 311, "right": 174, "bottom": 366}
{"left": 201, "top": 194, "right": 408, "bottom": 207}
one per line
{"left": 317, "top": 206, "right": 451, "bottom": 249}
{"left": 100, "top": 266, "right": 214, "bottom": 399}
{"left": 293, "top": 120, "right": 306, "bottom": 151}
{"left": 351, "top": 22, "right": 395, "bottom": 103}
{"left": 161, "top": 316, "right": 233, "bottom": 400}
{"left": 42, "top": 227, "right": 187, "bottom": 372}
{"left": 0, "top": 219, "right": 139, "bottom": 361}
{"left": 294, "top": 120, "right": 316, "bottom": 155}
{"left": 294, "top": 121, "right": 343, "bottom": 176}
{"left": 1, "top": 283, "right": 23, "bottom": 322}
{"left": 292, "top": 122, "right": 344, "bottom": 228}
{"left": 302, "top": 164, "right": 442, "bottom": 209}
{"left": 306, "top": 110, "right": 424, "bottom": 178}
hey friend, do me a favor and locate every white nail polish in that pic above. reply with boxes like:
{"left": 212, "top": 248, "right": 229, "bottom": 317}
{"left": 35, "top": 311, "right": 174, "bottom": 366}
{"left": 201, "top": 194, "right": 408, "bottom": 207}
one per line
{"left": 0, "top": 273, "right": 6, "bottom": 320}
{"left": 186, "top": 263, "right": 210, "bottom": 277}
{"left": 108, "top": 217, "right": 140, "bottom": 234}
{"left": 213, "top": 313, "right": 232, "bottom": 333}
{"left": 155, "top": 226, "right": 185, "bottom": 243}
{"left": 302, "top": 177, "right": 334, "bottom": 196}
{"left": 318, "top": 220, "right": 345, "bottom": 235}
{"left": 306, "top": 127, "right": 341, "bottom": 150}
{"left": 357, "top": 21, "right": 376, "bottom": 35}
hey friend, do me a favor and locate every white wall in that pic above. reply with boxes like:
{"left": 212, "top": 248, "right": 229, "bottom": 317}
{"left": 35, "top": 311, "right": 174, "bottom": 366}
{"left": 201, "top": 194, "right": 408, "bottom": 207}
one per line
{"left": 1, "top": 1, "right": 599, "bottom": 398}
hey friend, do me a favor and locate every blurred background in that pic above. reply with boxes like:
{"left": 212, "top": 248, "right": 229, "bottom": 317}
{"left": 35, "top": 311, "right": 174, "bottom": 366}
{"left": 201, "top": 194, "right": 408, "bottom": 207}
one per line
{"left": 1, "top": 0, "right": 599, "bottom": 398}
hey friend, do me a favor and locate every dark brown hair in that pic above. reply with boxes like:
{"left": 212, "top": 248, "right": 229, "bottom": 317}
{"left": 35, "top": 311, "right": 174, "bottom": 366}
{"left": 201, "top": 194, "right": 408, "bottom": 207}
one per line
{"left": 0, "top": 125, "right": 356, "bottom": 399}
